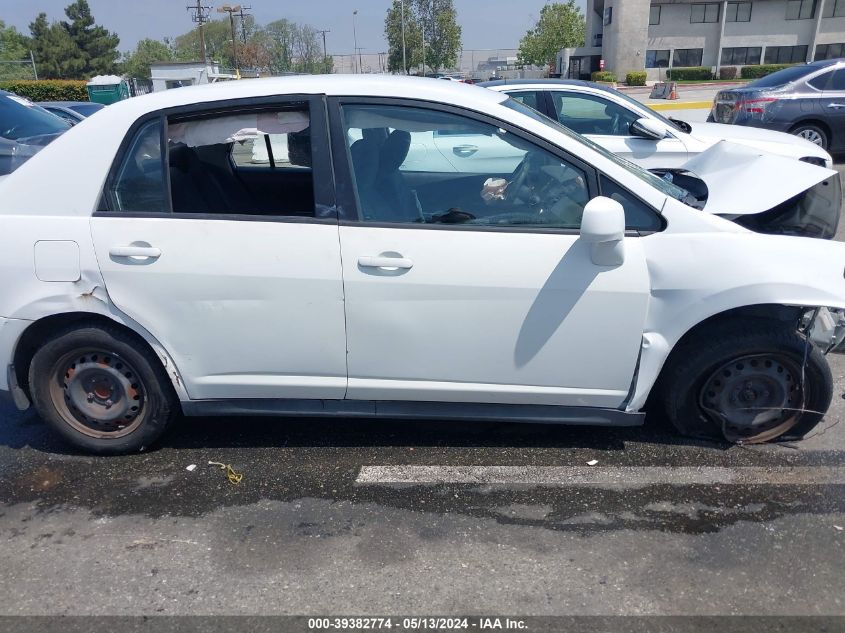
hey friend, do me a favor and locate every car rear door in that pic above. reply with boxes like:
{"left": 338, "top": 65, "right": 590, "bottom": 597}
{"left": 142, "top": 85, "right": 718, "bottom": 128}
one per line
{"left": 822, "top": 68, "right": 845, "bottom": 150}
{"left": 90, "top": 96, "right": 348, "bottom": 401}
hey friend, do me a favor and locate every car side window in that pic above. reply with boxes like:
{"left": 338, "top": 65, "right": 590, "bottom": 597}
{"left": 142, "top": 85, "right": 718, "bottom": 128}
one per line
{"left": 808, "top": 70, "right": 832, "bottom": 90}
{"left": 550, "top": 92, "right": 641, "bottom": 136}
{"left": 341, "top": 104, "right": 590, "bottom": 229}
{"left": 828, "top": 69, "right": 845, "bottom": 91}
{"left": 502, "top": 90, "right": 543, "bottom": 112}
{"left": 167, "top": 107, "right": 314, "bottom": 216}
{"left": 599, "top": 175, "right": 663, "bottom": 232}
{"left": 110, "top": 119, "right": 167, "bottom": 213}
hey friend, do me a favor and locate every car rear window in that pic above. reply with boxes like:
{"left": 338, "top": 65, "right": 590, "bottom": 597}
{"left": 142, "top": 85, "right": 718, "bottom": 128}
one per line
{"left": 746, "top": 64, "right": 816, "bottom": 88}
{"left": 0, "top": 93, "right": 70, "bottom": 140}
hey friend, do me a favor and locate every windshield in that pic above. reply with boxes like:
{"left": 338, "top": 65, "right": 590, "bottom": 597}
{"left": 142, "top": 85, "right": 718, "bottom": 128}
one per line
{"left": 503, "top": 97, "right": 688, "bottom": 203}
{"left": 0, "top": 93, "right": 70, "bottom": 140}
{"left": 747, "top": 64, "right": 815, "bottom": 88}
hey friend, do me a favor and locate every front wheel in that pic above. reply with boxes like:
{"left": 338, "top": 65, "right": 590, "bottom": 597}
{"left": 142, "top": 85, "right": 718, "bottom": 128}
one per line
{"left": 29, "top": 324, "right": 178, "bottom": 454}
{"left": 660, "top": 320, "right": 833, "bottom": 443}
{"left": 790, "top": 123, "right": 829, "bottom": 150}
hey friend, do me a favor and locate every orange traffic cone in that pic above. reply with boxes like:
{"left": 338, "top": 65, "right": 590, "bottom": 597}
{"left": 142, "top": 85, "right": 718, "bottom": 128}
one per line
{"left": 668, "top": 83, "right": 678, "bottom": 100}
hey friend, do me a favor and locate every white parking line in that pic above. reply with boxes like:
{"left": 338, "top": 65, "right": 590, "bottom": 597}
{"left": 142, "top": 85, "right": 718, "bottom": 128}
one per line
{"left": 355, "top": 465, "right": 845, "bottom": 487}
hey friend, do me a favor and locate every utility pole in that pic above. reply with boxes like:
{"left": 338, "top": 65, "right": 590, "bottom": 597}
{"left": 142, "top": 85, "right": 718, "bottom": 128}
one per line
{"left": 237, "top": 5, "right": 253, "bottom": 44}
{"left": 187, "top": 0, "right": 212, "bottom": 64}
{"left": 217, "top": 5, "right": 242, "bottom": 75}
{"left": 317, "top": 29, "right": 331, "bottom": 74}
{"left": 400, "top": 0, "right": 407, "bottom": 74}
{"left": 352, "top": 10, "right": 360, "bottom": 73}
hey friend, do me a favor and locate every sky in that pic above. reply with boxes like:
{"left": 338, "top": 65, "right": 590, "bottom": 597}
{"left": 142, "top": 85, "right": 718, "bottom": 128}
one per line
{"left": 0, "top": 0, "right": 585, "bottom": 56}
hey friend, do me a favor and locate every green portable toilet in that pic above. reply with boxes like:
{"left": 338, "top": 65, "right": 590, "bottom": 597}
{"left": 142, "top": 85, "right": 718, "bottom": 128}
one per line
{"left": 86, "top": 75, "right": 130, "bottom": 105}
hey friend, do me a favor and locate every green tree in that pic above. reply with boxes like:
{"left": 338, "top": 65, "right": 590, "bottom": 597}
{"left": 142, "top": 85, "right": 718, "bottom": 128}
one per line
{"left": 385, "top": 0, "right": 422, "bottom": 74}
{"left": 416, "top": 0, "right": 461, "bottom": 73}
{"left": 29, "top": 12, "right": 84, "bottom": 79}
{"left": 62, "top": 0, "right": 120, "bottom": 75}
{"left": 259, "top": 19, "right": 296, "bottom": 73}
{"left": 121, "top": 38, "right": 173, "bottom": 78}
{"left": 518, "top": 1, "right": 585, "bottom": 67}
{"left": 0, "top": 21, "right": 31, "bottom": 79}
{"left": 174, "top": 18, "right": 235, "bottom": 67}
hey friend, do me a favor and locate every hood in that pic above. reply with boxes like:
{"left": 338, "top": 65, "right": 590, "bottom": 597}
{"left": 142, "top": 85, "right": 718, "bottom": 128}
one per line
{"left": 687, "top": 120, "right": 829, "bottom": 160}
{"left": 678, "top": 140, "right": 837, "bottom": 216}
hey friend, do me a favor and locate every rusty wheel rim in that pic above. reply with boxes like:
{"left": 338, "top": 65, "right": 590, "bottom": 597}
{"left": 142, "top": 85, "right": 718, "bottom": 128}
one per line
{"left": 699, "top": 353, "right": 805, "bottom": 443}
{"left": 49, "top": 349, "right": 146, "bottom": 439}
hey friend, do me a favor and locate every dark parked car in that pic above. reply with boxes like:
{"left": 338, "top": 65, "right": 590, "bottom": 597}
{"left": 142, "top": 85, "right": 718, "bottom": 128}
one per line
{"left": 0, "top": 90, "right": 70, "bottom": 177}
{"left": 709, "top": 59, "right": 845, "bottom": 151}
{"left": 37, "top": 101, "right": 105, "bottom": 125}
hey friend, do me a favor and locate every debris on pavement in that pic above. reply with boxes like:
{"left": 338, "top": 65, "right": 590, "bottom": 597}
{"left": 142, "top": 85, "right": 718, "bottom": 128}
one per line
{"left": 586, "top": 459, "right": 599, "bottom": 466}
{"left": 185, "top": 464, "right": 197, "bottom": 472}
{"left": 208, "top": 461, "right": 243, "bottom": 485}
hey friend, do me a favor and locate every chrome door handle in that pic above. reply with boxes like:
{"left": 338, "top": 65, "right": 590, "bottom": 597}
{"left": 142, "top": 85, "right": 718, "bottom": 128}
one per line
{"left": 453, "top": 144, "right": 479, "bottom": 158}
{"left": 358, "top": 256, "right": 413, "bottom": 270}
{"left": 109, "top": 246, "right": 161, "bottom": 259}
{"left": 827, "top": 103, "right": 845, "bottom": 109}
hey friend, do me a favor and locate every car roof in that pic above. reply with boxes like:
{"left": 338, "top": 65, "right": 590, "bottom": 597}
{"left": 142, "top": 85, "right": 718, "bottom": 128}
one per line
{"left": 38, "top": 101, "right": 101, "bottom": 108}
{"left": 480, "top": 78, "right": 616, "bottom": 94}
{"left": 102, "top": 74, "right": 507, "bottom": 119}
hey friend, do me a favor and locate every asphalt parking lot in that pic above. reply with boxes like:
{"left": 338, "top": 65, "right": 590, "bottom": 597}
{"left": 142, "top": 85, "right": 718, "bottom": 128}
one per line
{"left": 0, "top": 167, "right": 844, "bottom": 623}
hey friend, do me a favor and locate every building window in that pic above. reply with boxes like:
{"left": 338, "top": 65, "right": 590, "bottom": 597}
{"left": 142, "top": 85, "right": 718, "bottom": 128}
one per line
{"left": 764, "top": 45, "right": 808, "bottom": 63}
{"left": 823, "top": 0, "right": 845, "bottom": 17}
{"left": 691, "top": 3, "right": 720, "bottom": 22}
{"left": 720, "top": 47, "right": 762, "bottom": 65}
{"left": 815, "top": 42, "right": 845, "bottom": 59}
{"left": 785, "top": 0, "right": 816, "bottom": 19}
{"left": 649, "top": 5, "right": 661, "bottom": 24}
{"left": 646, "top": 49, "right": 671, "bottom": 67}
{"left": 603, "top": 7, "right": 613, "bottom": 25}
{"left": 726, "top": 2, "right": 752, "bottom": 21}
{"left": 673, "top": 48, "right": 704, "bottom": 67}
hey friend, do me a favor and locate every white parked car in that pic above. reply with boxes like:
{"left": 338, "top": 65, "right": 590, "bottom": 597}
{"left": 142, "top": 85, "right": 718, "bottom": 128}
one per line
{"left": 0, "top": 75, "right": 843, "bottom": 454}
{"left": 482, "top": 79, "right": 834, "bottom": 168}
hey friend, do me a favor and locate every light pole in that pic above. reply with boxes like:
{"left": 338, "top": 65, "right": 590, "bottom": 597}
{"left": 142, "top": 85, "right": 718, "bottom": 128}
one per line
{"left": 352, "top": 10, "right": 360, "bottom": 74}
{"left": 217, "top": 4, "right": 242, "bottom": 75}
{"left": 400, "top": 0, "right": 407, "bottom": 74}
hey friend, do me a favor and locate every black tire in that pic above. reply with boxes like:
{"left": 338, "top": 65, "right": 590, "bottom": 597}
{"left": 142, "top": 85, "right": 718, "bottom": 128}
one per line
{"left": 790, "top": 123, "right": 829, "bottom": 150}
{"left": 29, "top": 323, "right": 178, "bottom": 454}
{"left": 659, "top": 319, "right": 833, "bottom": 444}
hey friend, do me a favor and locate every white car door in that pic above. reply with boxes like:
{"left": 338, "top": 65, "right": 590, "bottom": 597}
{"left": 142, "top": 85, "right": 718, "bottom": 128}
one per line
{"left": 335, "top": 101, "right": 653, "bottom": 409}
{"left": 545, "top": 90, "right": 690, "bottom": 168}
{"left": 90, "top": 99, "right": 348, "bottom": 401}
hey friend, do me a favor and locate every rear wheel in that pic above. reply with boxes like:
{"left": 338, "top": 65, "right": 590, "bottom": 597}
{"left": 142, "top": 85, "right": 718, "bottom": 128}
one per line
{"left": 790, "top": 123, "right": 829, "bottom": 150}
{"left": 29, "top": 324, "right": 177, "bottom": 454}
{"left": 660, "top": 320, "right": 832, "bottom": 443}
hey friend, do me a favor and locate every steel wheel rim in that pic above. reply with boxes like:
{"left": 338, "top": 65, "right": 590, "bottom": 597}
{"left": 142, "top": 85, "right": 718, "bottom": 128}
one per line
{"left": 49, "top": 349, "right": 146, "bottom": 439}
{"left": 699, "top": 353, "right": 805, "bottom": 443}
{"left": 797, "top": 128, "right": 824, "bottom": 146}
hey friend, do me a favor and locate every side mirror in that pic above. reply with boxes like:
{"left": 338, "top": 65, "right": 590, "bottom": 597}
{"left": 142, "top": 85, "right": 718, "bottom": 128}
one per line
{"left": 580, "top": 196, "right": 626, "bottom": 266}
{"left": 630, "top": 117, "right": 669, "bottom": 140}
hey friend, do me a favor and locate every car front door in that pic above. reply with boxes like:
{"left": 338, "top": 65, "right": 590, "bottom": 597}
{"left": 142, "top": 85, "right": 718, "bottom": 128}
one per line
{"left": 90, "top": 97, "right": 348, "bottom": 401}
{"left": 332, "top": 99, "right": 652, "bottom": 409}
{"left": 546, "top": 90, "right": 690, "bottom": 168}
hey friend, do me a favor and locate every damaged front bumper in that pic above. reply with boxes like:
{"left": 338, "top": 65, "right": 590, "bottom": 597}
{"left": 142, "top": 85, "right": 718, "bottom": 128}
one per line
{"left": 807, "top": 307, "right": 845, "bottom": 354}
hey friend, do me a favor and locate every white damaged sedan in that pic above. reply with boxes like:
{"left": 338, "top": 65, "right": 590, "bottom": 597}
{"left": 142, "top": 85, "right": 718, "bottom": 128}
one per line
{"left": 0, "top": 75, "right": 843, "bottom": 454}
